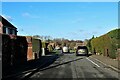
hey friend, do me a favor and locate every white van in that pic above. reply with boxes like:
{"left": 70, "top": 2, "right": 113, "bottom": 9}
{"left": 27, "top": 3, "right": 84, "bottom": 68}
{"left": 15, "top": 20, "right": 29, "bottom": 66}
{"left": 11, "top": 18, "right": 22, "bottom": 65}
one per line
{"left": 62, "top": 46, "right": 69, "bottom": 53}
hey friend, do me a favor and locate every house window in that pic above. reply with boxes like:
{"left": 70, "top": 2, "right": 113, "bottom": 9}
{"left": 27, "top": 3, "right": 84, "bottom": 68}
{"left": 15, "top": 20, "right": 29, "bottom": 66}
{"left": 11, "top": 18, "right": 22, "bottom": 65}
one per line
{"left": 3, "top": 27, "right": 6, "bottom": 33}
{"left": 12, "top": 29, "right": 16, "bottom": 35}
{"left": 10, "top": 28, "right": 13, "bottom": 34}
{"left": 15, "top": 30, "right": 17, "bottom": 35}
{"left": 6, "top": 27, "right": 9, "bottom": 34}
{"left": 4, "top": 26, "right": 17, "bottom": 35}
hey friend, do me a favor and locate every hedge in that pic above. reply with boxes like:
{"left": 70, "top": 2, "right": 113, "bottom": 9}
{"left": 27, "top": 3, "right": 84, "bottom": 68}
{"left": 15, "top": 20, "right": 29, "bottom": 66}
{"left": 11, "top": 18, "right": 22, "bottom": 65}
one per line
{"left": 32, "top": 38, "right": 42, "bottom": 58}
{"left": 89, "top": 29, "right": 120, "bottom": 59}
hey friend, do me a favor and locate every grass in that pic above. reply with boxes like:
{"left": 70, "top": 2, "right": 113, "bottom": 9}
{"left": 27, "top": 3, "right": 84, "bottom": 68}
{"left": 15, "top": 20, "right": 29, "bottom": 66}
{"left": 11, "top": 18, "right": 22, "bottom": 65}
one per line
{"left": 52, "top": 50, "right": 60, "bottom": 54}
{"left": 70, "top": 49, "right": 76, "bottom": 53}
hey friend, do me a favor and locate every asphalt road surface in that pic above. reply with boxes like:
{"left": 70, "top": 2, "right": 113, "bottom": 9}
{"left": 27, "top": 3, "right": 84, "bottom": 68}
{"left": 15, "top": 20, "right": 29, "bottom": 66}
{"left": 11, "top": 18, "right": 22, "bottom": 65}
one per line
{"left": 22, "top": 53, "right": 119, "bottom": 80}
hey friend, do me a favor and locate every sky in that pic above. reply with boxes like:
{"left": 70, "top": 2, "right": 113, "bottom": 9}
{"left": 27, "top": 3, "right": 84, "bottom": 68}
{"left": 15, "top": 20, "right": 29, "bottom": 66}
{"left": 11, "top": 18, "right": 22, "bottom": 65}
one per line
{"left": 1, "top": 2, "right": 118, "bottom": 40}
{"left": 2, "top": 0, "right": 120, "bottom": 2}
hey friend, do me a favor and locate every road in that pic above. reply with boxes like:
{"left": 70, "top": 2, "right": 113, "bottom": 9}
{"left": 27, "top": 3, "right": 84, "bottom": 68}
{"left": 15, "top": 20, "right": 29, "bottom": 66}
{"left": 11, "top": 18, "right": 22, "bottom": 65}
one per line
{"left": 22, "top": 53, "right": 119, "bottom": 80}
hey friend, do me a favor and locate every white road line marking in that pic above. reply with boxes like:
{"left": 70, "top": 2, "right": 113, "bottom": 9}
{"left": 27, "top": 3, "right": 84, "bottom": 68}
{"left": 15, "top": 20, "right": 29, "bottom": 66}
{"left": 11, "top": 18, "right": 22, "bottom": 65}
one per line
{"left": 90, "top": 56, "right": 107, "bottom": 66}
{"left": 86, "top": 57, "right": 100, "bottom": 67}
{"left": 90, "top": 56, "right": 120, "bottom": 72}
{"left": 24, "top": 72, "right": 32, "bottom": 76}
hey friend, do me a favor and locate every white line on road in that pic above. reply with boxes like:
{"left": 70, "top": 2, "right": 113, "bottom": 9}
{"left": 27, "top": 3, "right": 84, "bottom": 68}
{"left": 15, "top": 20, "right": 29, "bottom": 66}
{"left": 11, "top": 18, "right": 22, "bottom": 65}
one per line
{"left": 90, "top": 56, "right": 120, "bottom": 72}
{"left": 90, "top": 56, "right": 107, "bottom": 66}
{"left": 86, "top": 57, "right": 100, "bottom": 67}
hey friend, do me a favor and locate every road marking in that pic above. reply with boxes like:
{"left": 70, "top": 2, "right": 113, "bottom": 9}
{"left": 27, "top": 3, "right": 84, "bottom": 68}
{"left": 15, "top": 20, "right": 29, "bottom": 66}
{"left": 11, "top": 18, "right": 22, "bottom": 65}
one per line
{"left": 90, "top": 56, "right": 120, "bottom": 72}
{"left": 86, "top": 57, "right": 100, "bottom": 67}
{"left": 24, "top": 72, "right": 32, "bottom": 77}
{"left": 90, "top": 56, "right": 107, "bottom": 66}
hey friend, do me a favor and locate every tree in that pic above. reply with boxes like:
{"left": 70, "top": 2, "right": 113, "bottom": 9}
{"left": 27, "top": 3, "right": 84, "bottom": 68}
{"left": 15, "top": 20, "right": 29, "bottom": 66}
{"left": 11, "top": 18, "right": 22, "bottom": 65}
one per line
{"left": 33, "top": 35, "right": 41, "bottom": 39}
{"left": 86, "top": 36, "right": 95, "bottom": 52}
{"left": 92, "top": 35, "right": 95, "bottom": 39}
{"left": 69, "top": 42, "right": 76, "bottom": 49}
{"left": 33, "top": 35, "right": 52, "bottom": 41}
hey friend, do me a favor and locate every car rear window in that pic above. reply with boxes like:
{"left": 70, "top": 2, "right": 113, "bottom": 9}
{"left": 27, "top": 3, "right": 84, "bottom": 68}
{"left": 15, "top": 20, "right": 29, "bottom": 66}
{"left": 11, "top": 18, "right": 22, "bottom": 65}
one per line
{"left": 77, "top": 46, "right": 87, "bottom": 49}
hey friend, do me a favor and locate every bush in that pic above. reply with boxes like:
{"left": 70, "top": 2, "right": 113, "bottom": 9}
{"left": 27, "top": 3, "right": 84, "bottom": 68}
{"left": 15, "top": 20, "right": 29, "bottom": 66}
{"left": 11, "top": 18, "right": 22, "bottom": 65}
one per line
{"left": 48, "top": 45, "right": 54, "bottom": 52}
{"left": 89, "top": 29, "right": 120, "bottom": 59}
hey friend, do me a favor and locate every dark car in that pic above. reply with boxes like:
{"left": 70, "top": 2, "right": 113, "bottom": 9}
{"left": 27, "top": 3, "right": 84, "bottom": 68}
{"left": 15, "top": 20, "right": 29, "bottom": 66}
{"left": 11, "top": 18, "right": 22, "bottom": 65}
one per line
{"left": 76, "top": 46, "right": 88, "bottom": 56}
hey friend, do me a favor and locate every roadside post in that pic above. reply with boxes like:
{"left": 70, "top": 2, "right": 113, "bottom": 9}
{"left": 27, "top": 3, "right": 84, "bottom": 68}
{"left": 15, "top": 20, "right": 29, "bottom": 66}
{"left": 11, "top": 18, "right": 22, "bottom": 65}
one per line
{"left": 42, "top": 48, "right": 45, "bottom": 56}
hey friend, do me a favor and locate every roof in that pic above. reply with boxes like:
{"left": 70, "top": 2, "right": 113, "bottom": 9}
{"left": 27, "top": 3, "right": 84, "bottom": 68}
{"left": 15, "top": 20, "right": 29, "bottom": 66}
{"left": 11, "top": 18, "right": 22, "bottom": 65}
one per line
{"left": 0, "top": 15, "right": 17, "bottom": 29}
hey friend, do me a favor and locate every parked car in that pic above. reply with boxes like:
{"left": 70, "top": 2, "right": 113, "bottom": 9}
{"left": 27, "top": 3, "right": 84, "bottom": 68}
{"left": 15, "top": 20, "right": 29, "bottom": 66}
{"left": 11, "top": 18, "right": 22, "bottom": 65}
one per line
{"left": 62, "top": 46, "right": 69, "bottom": 53}
{"left": 76, "top": 46, "right": 88, "bottom": 56}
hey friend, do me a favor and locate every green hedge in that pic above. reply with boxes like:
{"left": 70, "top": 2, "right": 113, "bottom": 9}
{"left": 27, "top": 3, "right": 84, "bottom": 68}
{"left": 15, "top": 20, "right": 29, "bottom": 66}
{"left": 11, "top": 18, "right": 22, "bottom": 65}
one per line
{"left": 48, "top": 45, "right": 54, "bottom": 52}
{"left": 42, "top": 42, "right": 49, "bottom": 48}
{"left": 32, "top": 38, "right": 41, "bottom": 53}
{"left": 42, "top": 42, "right": 46, "bottom": 48}
{"left": 89, "top": 29, "right": 120, "bottom": 59}
{"left": 41, "top": 42, "right": 49, "bottom": 54}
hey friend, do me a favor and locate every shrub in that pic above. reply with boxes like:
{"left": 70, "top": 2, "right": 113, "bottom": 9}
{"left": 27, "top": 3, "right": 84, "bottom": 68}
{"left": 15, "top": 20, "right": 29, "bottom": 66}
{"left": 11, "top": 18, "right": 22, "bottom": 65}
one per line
{"left": 89, "top": 29, "right": 120, "bottom": 59}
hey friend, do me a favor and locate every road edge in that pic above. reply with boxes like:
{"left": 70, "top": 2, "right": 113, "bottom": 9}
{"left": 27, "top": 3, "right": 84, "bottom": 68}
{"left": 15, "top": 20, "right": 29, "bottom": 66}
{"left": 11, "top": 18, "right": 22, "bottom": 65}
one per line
{"left": 90, "top": 56, "right": 120, "bottom": 73}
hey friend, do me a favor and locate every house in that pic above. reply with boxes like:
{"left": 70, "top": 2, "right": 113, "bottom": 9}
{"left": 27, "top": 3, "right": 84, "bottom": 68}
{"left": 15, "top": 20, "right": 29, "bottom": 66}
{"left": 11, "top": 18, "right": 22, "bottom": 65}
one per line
{"left": 74, "top": 42, "right": 84, "bottom": 49}
{"left": 48, "top": 42, "right": 55, "bottom": 48}
{"left": 0, "top": 16, "right": 17, "bottom": 35}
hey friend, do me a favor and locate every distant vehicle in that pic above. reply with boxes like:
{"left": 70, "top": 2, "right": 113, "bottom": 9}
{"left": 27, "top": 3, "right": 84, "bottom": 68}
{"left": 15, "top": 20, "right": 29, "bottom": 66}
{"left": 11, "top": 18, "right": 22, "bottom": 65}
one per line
{"left": 76, "top": 46, "right": 88, "bottom": 56}
{"left": 62, "top": 46, "right": 69, "bottom": 53}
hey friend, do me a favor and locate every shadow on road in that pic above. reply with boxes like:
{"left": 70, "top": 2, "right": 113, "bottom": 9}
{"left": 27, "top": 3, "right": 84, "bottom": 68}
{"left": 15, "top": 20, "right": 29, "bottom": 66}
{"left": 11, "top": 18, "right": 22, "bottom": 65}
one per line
{"left": 76, "top": 54, "right": 92, "bottom": 57}
{"left": 63, "top": 52, "right": 74, "bottom": 54}
{"left": 23, "top": 57, "right": 83, "bottom": 79}
{"left": 3, "top": 54, "right": 59, "bottom": 79}
{"left": 88, "top": 54, "right": 92, "bottom": 57}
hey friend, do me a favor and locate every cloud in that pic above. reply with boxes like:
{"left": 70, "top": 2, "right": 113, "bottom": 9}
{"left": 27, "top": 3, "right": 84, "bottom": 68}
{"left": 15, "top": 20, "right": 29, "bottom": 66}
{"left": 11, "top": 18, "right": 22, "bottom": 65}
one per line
{"left": 92, "top": 31, "right": 99, "bottom": 34}
{"left": 22, "top": 12, "right": 31, "bottom": 17}
{"left": 68, "top": 32, "right": 78, "bottom": 35}
{"left": 78, "top": 29, "right": 84, "bottom": 32}
{"left": 22, "top": 12, "right": 40, "bottom": 18}
{"left": 67, "top": 31, "right": 92, "bottom": 40}
{"left": 68, "top": 29, "right": 85, "bottom": 36}
{"left": 2, "top": 14, "right": 13, "bottom": 21}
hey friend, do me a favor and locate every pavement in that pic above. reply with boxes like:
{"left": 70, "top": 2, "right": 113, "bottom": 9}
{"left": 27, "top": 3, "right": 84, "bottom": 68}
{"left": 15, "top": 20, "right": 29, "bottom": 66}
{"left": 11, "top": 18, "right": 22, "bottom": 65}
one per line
{"left": 90, "top": 54, "right": 120, "bottom": 72}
